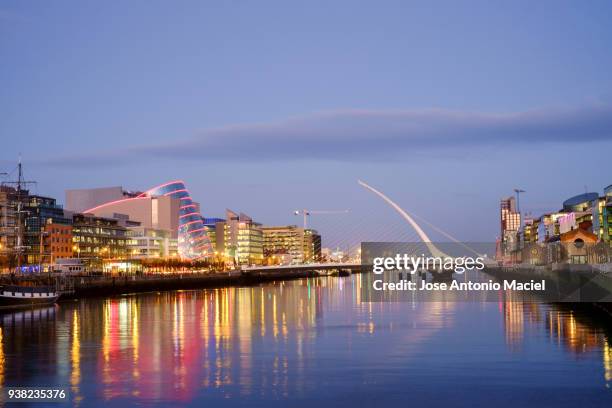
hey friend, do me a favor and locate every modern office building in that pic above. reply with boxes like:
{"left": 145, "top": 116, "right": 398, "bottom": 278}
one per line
{"left": 593, "top": 185, "right": 612, "bottom": 244}
{"left": 500, "top": 196, "right": 521, "bottom": 250}
{"left": 518, "top": 191, "right": 602, "bottom": 247}
{"left": 544, "top": 190, "right": 610, "bottom": 243}
{"left": 0, "top": 186, "right": 19, "bottom": 260}
{"left": 304, "top": 228, "right": 322, "bottom": 263}
{"left": 262, "top": 225, "right": 321, "bottom": 264}
{"left": 1, "top": 188, "right": 73, "bottom": 269}
{"left": 43, "top": 220, "right": 73, "bottom": 264}
{"left": 23, "top": 195, "right": 73, "bottom": 266}
{"left": 127, "top": 227, "right": 178, "bottom": 259}
{"left": 140, "top": 181, "right": 213, "bottom": 260}
{"left": 562, "top": 192, "right": 599, "bottom": 213}
{"left": 522, "top": 216, "right": 538, "bottom": 243}
{"left": 71, "top": 180, "right": 213, "bottom": 260}
{"left": 215, "top": 210, "right": 263, "bottom": 265}
{"left": 72, "top": 213, "right": 128, "bottom": 263}
{"left": 202, "top": 217, "right": 226, "bottom": 253}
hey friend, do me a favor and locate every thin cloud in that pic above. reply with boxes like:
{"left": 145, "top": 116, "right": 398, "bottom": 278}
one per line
{"left": 41, "top": 105, "right": 612, "bottom": 167}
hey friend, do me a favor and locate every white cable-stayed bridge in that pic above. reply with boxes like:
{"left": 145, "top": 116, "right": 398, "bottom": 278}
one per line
{"left": 242, "top": 180, "right": 491, "bottom": 275}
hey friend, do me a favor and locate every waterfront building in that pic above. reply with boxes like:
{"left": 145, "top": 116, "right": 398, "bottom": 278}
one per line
{"left": 304, "top": 228, "right": 321, "bottom": 263}
{"left": 1, "top": 187, "right": 73, "bottom": 270}
{"left": 559, "top": 228, "right": 598, "bottom": 264}
{"left": 558, "top": 212, "right": 577, "bottom": 234}
{"left": 66, "top": 186, "right": 136, "bottom": 213}
{"left": 547, "top": 187, "right": 612, "bottom": 242}
{"left": 127, "top": 227, "right": 178, "bottom": 259}
{"left": 140, "top": 181, "right": 213, "bottom": 259}
{"left": 551, "top": 190, "right": 612, "bottom": 243}
{"left": 562, "top": 192, "right": 599, "bottom": 213}
{"left": 261, "top": 225, "right": 321, "bottom": 264}
{"left": 522, "top": 217, "right": 538, "bottom": 244}
{"left": 43, "top": 221, "right": 73, "bottom": 264}
{"left": 0, "top": 186, "right": 19, "bottom": 262}
{"left": 536, "top": 212, "right": 563, "bottom": 242}
{"left": 71, "top": 181, "right": 213, "bottom": 260}
{"left": 500, "top": 196, "right": 521, "bottom": 253}
{"left": 517, "top": 184, "right": 611, "bottom": 266}
{"left": 202, "top": 217, "right": 226, "bottom": 253}
{"left": 71, "top": 213, "right": 128, "bottom": 267}
{"left": 593, "top": 185, "right": 612, "bottom": 244}
{"left": 81, "top": 194, "right": 180, "bottom": 238}
{"left": 557, "top": 192, "right": 598, "bottom": 234}
{"left": 500, "top": 197, "right": 520, "bottom": 235}
{"left": 24, "top": 195, "right": 72, "bottom": 266}
{"left": 215, "top": 210, "right": 263, "bottom": 265}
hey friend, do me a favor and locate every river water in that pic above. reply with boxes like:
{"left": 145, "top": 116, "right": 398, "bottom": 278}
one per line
{"left": 1, "top": 275, "right": 611, "bottom": 407}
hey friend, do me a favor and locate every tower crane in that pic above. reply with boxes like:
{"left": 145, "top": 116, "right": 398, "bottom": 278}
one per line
{"left": 293, "top": 209, "right": 349, "bottom": 229}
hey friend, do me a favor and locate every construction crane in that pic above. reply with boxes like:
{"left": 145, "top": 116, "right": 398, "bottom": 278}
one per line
{"left": 293, "top": 209, "right": 349, "bottom": 229}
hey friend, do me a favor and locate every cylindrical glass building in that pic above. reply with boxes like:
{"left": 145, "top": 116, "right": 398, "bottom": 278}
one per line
{"left": 140, "top": 181, "right": 213, "bottom": 260}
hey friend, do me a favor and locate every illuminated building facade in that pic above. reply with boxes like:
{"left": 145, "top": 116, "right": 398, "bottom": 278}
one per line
{"left": 262, "top": 225, "right": 321, "bottom": 264}
{"left": 500, "top": 196, "right": 520, "bottom": 236}
{"left": 24, "top": 195, "right": 73, "bottom": 266}
{"left": 43, "top": 222, "right": 73, "bottom": 263}
{"left": 83, "top": 195, "right": 180, "bottom": 238}
{"left": 202, "top": 217, "right": 226, "bottom": 252}
{"left": 215, "top": 210, "right": 263, "bottom": 265}
{"left": 0, "top": 186, "right": 18, "bottom": 260}
{"left": 304, "top": 228, "right": 322, "bottom": 262}
{"left": 593, "top": 185, "right": 612, "bottom": 244}
{"left": 78, "top": 181, "right": 212, "bottom": 260}
{"left": 127, "top": 227, "right": 178, "bottom": 259}
{"left": 500, "top": 196, "right": 521, "bottom": 252}
{"left": 138, "top": 181, "right": 213, "bottom": 260}
{"left": 72, "top": 213, "right": 128, "bottom": 262}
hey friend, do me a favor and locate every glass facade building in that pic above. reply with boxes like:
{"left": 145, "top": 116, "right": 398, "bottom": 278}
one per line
{"left": 139, "top": 181, "right": 213, "bottom": 260}
{"left": 24, "top": 195, "right": 73, "bottom": 265}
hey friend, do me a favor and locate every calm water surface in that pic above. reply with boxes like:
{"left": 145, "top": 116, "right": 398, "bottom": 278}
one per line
{"left": 1, "top": 275, "right": 611, "bottom": 407}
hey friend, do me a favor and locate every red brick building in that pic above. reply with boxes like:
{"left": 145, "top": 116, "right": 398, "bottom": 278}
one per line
{"left": 44, "top": 222, "right": 73, "bottom": 263}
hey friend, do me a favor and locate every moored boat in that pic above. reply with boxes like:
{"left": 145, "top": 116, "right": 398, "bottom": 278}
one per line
{"left": 0, "top": 285, "right": 60, "bottom": 310}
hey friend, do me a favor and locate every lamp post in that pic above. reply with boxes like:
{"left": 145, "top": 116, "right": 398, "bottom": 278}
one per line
{"left": 39, "top": 229, "right": 49, "bottom": 276}
{"left": 72, "top": 245, "right": 80, "bottom": 259}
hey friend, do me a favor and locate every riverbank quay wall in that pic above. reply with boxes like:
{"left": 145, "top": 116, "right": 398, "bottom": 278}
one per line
{"left": 484, "top": 264, "right": 612, "bottom": 316}
{"left": 0, "top": 269, "right": 317, "bottom": 299}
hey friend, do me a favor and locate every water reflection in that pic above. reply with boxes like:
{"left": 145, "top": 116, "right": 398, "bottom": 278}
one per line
{"left": 0, "top": 275, "right": 610, "bottom": 406}
{"left": 0, "top": 325, "right": 4, "bottom": 387}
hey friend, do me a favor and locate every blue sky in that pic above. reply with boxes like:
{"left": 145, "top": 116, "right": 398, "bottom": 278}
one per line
{"left": 1, "top": 0, "right": 611, "bottom": 246}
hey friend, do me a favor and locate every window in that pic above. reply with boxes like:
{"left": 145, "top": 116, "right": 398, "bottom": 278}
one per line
{"left": 571, "top": 255, "right": 587, "bottom": 264}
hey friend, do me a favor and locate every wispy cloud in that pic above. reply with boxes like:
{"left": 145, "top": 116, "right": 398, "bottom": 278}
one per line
{"left": 41, "top": 105, "right": 612, "bottom": 167}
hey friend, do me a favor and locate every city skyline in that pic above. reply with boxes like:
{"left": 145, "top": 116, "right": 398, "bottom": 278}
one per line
{"left": 2, "top": 1, "right": 612, "bottom": 243}
{"left": 1, "top": 3, "right": 612, "bottom": 406}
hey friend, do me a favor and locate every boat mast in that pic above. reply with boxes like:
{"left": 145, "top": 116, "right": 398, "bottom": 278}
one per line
{"left": 1, "top": 157, "right": 36, "bottom": 274}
